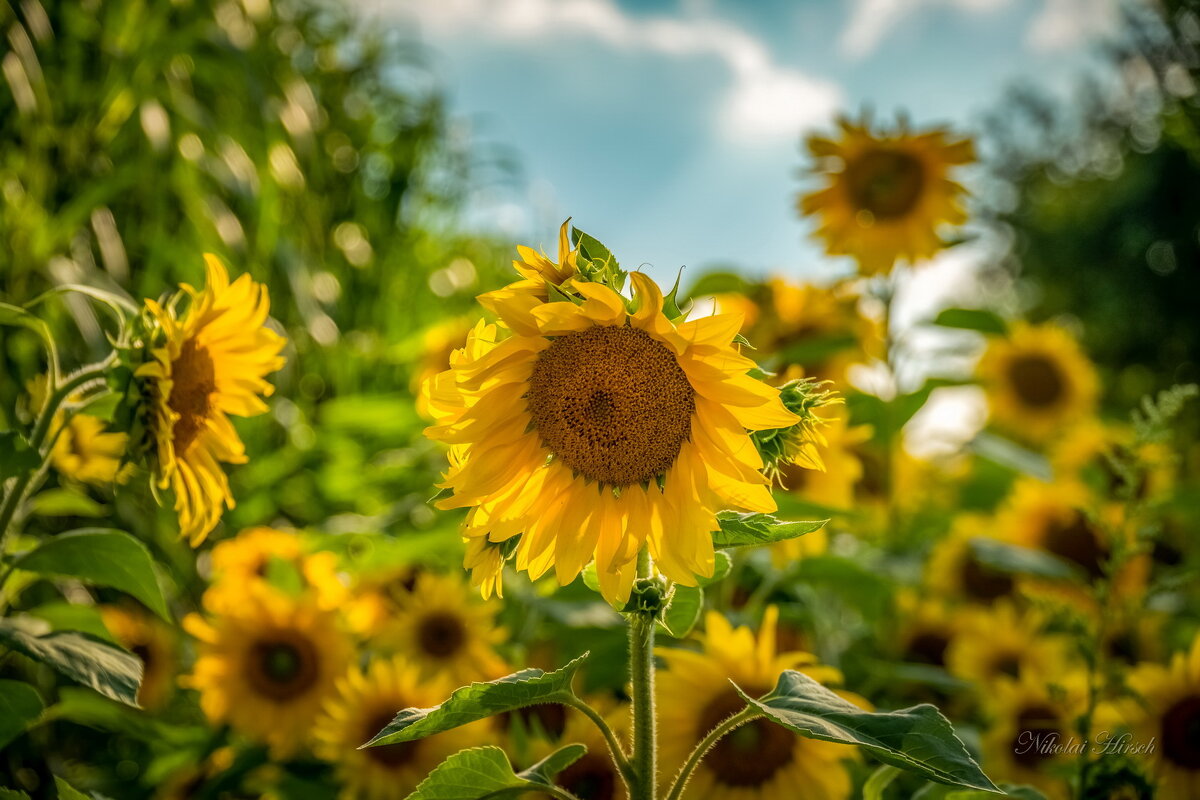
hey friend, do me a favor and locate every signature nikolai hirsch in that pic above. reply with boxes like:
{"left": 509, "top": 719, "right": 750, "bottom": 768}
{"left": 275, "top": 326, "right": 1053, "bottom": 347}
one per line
{"left": 1014, "top": 730, "right": 1157, "bottom": 757}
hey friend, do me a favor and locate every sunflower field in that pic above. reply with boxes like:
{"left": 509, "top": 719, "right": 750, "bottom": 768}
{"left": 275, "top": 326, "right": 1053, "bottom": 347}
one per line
{"left": 1, "top": 1, "right": 1199, "bottom": 800}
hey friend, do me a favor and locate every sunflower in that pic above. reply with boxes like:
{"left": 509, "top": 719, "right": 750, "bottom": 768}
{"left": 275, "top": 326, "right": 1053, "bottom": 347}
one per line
{"left": 523, "top": 697, "right": 630, "bottom": 800}
{"left": 715, "top": 279, "right": 881, "bottom": 387}
{"left": 798, "top": 116, "right": 974, "bottom": 275}
{"left": 314, "top": 658, "right": 490, "bottom": 800}
{"left": 977, "top": 323, "right": 1098, "bottom": 445}
{"left": 945, "top": 601, "right": 1074, "bottom": 688}
{"left": 413, "top": 317, "right": 474, "bottom": 420}
{"left": 379, "top": 572, "right": 508, "bottom": 684}
{"left": 657, "top": 607, "right": 862, "bottom": 800}
{"left": 1050, "top": 419, "right": 1175, "bottom": 504}
{"left": 981, "top": 673, "right": 1086, "bottom": 800}
{"left": 137, "top": 253, "right": 287, "bottom": 545}
{"left": 101, "top": 605, "right": 178, "bottom": 710}
{"left": 204, "top": 526, "right": 347, "bottom": 613}
{"left": 183, "top": 585, "right": 352, "bottom": 757}
{"left": 924, "top": 514, "right": 1018, "bottom": 605}
{"left": 27, "top": 375, "right": 129, "bottom": 486}
{"left": 345, "top": 563, "right": 426, "bottom": 637}
{"left": 893, "top": 592, "right": 962, "bottom": 671}
{"left": 778, "top": 412, "right": 869, "bottom": 511}
{"left": 998, "top": 479, "right": 1149, "bottom": 611}
{"left": 1118, "top": 633, "right": 1200, "bottom": 798}
{"left": 425, "top": 224, "right": 800, "bottom": 604}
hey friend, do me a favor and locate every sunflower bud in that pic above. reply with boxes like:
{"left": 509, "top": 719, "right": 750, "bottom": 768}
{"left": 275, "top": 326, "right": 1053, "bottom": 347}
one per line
{"left": 750, "top": 376, "right": 841, "bottom": 484}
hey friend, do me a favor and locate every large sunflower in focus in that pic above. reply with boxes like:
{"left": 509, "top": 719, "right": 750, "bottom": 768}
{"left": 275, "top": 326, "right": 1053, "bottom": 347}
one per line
{"left": 977, "top": 323, "right": 1097, "bottom": 445}
{"left": 799, "top": 116, "right": 974, "bottom": 275}
{"left": 1118, "top": 634, "right": 1200, "bottom": 798}
{"left": 315, "top": 658, "right": 490, "bottom": 800}
{"left": 425, "top": 223, "right": 800, "bottom": 604}
{"left": 657, "top": 608, "right": 862, "bottom": 800}
{"left": 138, "top": 254, "right": 286, "bottom": 545}
{"left": 184, "top": 586, "right": 352, "bottom": 757}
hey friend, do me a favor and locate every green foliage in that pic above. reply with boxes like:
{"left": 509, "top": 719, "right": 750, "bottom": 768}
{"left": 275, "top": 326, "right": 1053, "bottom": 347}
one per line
{"left": 365, "top": 654, "right": 589, "bottom": 747}
{"left": 713, "top": 512, "right": 827, "bottom": 548}
{"left": 401, "top": 745, "right": 585, "bottom": 800}
{"left": 0, "top": 679, "right": 44, "bottom": 750}
{"left": 0, "top": 617, "right": 142, "bottom": 707}
{"left": 12, "top": 529, "right": 169, "bottom": 620}
{"left": 657, "top": 585, "right": 703, "bottom": 638}
{"left": 930, "top": 309, "right": 1008, "bottom": 335}
{"left": 740, "top": 670, "right": 999, "bottom": 793}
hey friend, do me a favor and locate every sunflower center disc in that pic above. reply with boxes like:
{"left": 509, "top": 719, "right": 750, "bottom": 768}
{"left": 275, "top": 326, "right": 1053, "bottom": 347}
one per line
{"left": 169, "top": 338, "right": 217, "bottom": 455}
{"left": 1043, "top": 511, "right": 1108, "bottom": 581}
{"left": 1006, "top": 354, "right": 1066, "bottom": 409}
{"left": 558, "top": 753, "right": 618, "bottom": 800}
{"left": 417, "top": 611, "right": 467, "bottom": 658}
{"left": 528, "top": 325, "right": 695, "bottom": 487}
{"left": 905, "top": 631, "right": 950, "bottom": 667}
{"left": 1011, "top": 703, "right": 1061, "bottom": 768}
{"left": 699, "top": 687, "right": 794, "bottom": 787}
{"left": 363, "top": 709, "right": 421, "bottom": 768}
{"left": 247, "top": 636, "right": 319, "bottom": 701}
{"left": 960, "top": 551, "right": 1013, "bottom": 602}
{"left": 1162, "top": 695, "right": 1200, "bottom": 768}
{"left": 844, "top": 148, "right": 926, "bottom": 220}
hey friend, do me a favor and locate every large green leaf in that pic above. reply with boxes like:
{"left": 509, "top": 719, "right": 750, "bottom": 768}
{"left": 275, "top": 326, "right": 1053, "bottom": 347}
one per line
{"left": 658, "top": 585, "right": 702, "bottom": 638}
{"left": 364, "top": 654, "right": 588, "bottom": 747}
{"left": 403, "top": 745, "right": 585, "bottom": 800}
{"left": 739, "top": 670, "right": 999, "bottom": 793}
{"left": 0, "top": 680, "right": 44, "bottom": 749}
{"left": 713, "top": 513, "right": 827, "bottom": 549}
{"left": 930, "top": 308, "right": 1008, "bottom": 335}
{"left": 13, "top": 529, "right": 169, "bottom": 620}
{"left": 0, "top": 617, "right": 142, "bottom": 707}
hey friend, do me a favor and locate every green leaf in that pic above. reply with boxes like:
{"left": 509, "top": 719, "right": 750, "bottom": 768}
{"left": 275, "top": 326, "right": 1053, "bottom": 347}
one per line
{"left": 0, "top": 431, "right": 41, "bottom": 483}
{"left": 29, "top": 489, "right": 107, "bottom": 518}
{"left": 0, "top": 617, "right": 142, "bottom": 707}
{"left": 572, "top": 229, "right": 619, "bottom": 273}
{"left": 713, "top": 513, "right": 828, "bottom": 549}
{"left": 0, "top": 680, "right": 44, "bottom": 750}
{"left": 12, "top": 529, "right": 169, "bottom": 620}
{"left": 0, "top": 301, "right": 59, "bottom": 376}
{"left": 740, "top": 670, "right": 999, "bottom": 793}
{"left": 969, "top": 539, "right": 1083, "bottom": 582}
{"left": 0, "top": 789, "right": 30, "bottom": 799}
{"left": 864, "top": 765, "right": 902, "bottom": 800}
{"left": 698, "top": 550, "right": 733, "bottom": 587}
{"left": 53, "top": 778, "right": 90, "bottom": 800}
{"left": 658, "top": 585, "right": 702, "bottom": 638}
{"left": 27, "top": 602, "right": 118, "bottom": 644}
{"left": 930, "top": 308, "right": 1008, "bottom": 335}
{"left": 364, "top": 654, "right": 588, "bottom": 747}
{"left": 402, "top": 744, "right": 585, "bottom": 800}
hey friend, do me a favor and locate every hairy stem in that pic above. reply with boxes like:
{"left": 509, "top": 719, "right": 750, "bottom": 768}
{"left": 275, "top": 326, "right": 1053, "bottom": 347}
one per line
{"left": 562, "top": 694, "right": 636, "bottom": 786}
{"left": 665, "top": 707, "right": 762, "bottom": 800}
{"left": 628, "top": 548, "right": 657, "bottom": 800}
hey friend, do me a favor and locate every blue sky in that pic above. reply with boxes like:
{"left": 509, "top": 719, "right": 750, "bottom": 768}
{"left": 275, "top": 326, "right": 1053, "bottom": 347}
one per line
{"left": 362, "top": 0, "right": 1121, "bottom": 287}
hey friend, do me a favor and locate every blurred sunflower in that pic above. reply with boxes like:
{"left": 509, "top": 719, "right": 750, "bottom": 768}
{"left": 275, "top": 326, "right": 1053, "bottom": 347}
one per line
{"left": 894, "top": 592, "right": 962, "bottom": 670}
{"left": 1051, "top": 419, "right": 1175, "bottom": 504}
{"left": 101, "top": 605, "right": 178, "bottom": 710}
{"left": 315, "top": 658, "right": 489, "bottom": 800}
{"left": 925, "top": 514, "right": 1017, "bottom": 605}
{"left": 657, "top": 607, "right": 862, "bottom": 800}
{"left": 382, "top": 571, "right": 508, "bottom": 684}
{"left": 425, "top": 225, "right": 801, "bottom": 604}
{"left": 526, "top": 698, "right": 630, "bottom": 800}
{"left": 27, "top": 376, "right": 129, "bottom": 486}
{"left": 946, "top": 601, "right": 1073, "bottom": 687}
{"left": 1100, "top": 608, "right": 1166, "bottom": 667}
{"left": 977, "top": 323, "right": 1097, "bottom": 444}
{"left": 798, "top": 116, "right": 974, "bottom": 275}
{"left": 1120, "top": 634, "right": 1200, "bottom": 798}
{"left": 205, "top": 526, "right": 347, "bottom": 612}
{"left": 138, "top": 254, "right": 287, "bottom": 545}
{"left": 345, "top": 563, "right": 426, "bottom": 637}
{"left": 998, "top": 479, "right": 1149, "bottom": 610}
{"left": 183, "top": 586, "right": 352, "bottom": 757}
{"left": 981, "top": 673, "right": 1086, "bottom": 800}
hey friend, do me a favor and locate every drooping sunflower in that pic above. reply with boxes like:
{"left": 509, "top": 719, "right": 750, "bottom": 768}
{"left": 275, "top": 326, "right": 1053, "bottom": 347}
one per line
{"left": 977, "top": 323, "right": 1098, "bottom": 445}
{"left": 204, "top": 526, "right": 347, "bottom": 613}
{"left": 945, "top": 601, "right": 1074, "bottom": 688}
{"left": 101, "top": 605, "right": 178, "bottom": 710}
{"left": 981, "top": 673, "right": 1087, "bottom": 800}
{"left": 425, "top": 224, "right": 801, "bottom": 604}
{"left": 379, "top": 571, "right": 508, "bottom": 684}
{"left": 924, "top": 514, "right": 1017, "bottom": 605}
{"left": 523, "top": 697, "right": 630, "bottom": 800}
{"left": 314, "top": 658, "right": 490, "bottom": 800}
{"left": 183, "top": 585, "right": 352, "bottom": 757}
{"left": 798, "top": 116, "right": 974, "bottom": 275}
{"left": 137, "top": 253, "right": 287, "bottom": 545}
{"left": 657, "top": 607, "right": 863, "bottom": 800}
{"left": 997, "top": 479, "right": 1149, "bottom": 611}
{"left": 1118, "top": 633, "right": 1200, "bottom": 798}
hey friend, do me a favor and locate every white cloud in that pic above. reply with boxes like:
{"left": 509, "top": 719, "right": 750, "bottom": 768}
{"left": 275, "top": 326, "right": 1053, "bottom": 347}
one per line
{"left": 1025, "top": 0, "right": 1120, "bottom": 52}
{"left": 839, "top": 0, "right": 1006, "bottom": 59}
{"left": 362, "top": 0, "right": 843, "bottom": 144}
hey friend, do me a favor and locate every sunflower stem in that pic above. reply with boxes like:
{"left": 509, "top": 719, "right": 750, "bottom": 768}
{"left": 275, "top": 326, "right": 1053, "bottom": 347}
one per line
{"left": 628, "top": 547, "right": 657, "bottom": 800}
{"left": 664, "top": 707, "right": 762, "bottom": 800}
{"left": 561, "top": 694, "right": 636, "bottom": 786}
{"left": 0, "top": 359, "right": 114, "bottom": 558}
